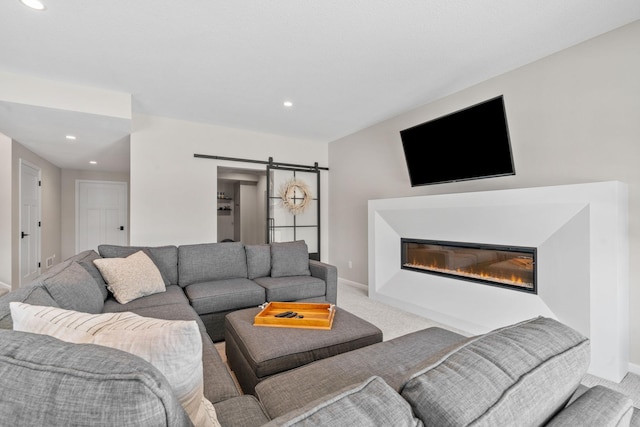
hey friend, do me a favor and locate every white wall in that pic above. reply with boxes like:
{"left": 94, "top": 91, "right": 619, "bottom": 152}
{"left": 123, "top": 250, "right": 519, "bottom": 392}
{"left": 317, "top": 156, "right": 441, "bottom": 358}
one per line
{"left": 130, "top": 114, "right": 330, "bottom": 260}
{"left": 0, "top": 133, "right": 12, "bottom": 287}
{"left": 329, "top": 22, "right": 640, "bottom": 362}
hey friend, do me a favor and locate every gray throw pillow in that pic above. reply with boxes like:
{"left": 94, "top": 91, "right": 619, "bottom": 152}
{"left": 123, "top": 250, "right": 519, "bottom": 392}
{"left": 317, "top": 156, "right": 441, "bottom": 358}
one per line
{"left": 246, "top": 244, "right": 271, "bottom": 279}
{"left": 263, "top": 376, "right": 423, "bottom": 427}
{"left": 42, "top": 262, "right": 105, "bottom": 314}
{"left": 78, "top": 260, "right": 109, "bottom": 301}
{"left": 270, "top": 241, "right": 311, "bottom": 278}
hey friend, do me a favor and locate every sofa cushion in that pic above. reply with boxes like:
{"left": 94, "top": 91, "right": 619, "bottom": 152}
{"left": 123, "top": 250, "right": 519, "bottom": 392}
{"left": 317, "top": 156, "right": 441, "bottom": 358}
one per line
{"left": 42, "top": 261, "right": 104, "bottom": 314}
{"left": 246, "top": 244, "right": 271, "bottom": 279}
{"left": 140, "top": 248, "right": 172, "bottom": 285}
{"left": 546, "top": 385, "right": 633, "bottom": 427}
{"left": 270, "top": 241, "right": 311, "bottom": 278}
{"left": 214, "top": 396, "right": 270, "bottom": 427}
{"left": 59, "top": 249, "right": 109, "bottom": 301}
{"left": 253, "top": 275, "right": 326, "bottom": 302}
{"left": 99, "top": 244, "right": 179, "bottom": 285}
{"left": 179, "top": 242, "right": 248, "bottom": 286}
{"left": 0, "top": 329, "right": 191, "bottom": 427}
{"left": 0, "top": 285, "right": 59, "bottom": 329}
{"left": 102, "top": 284, "right": 189, "bottom": 313}
{"left": 263, "top": 376, "right": 423, "bottom": 427}
{"left": 11, "top": 303, "right": 221, "bottom": 427}
{"left": 77, "top": 259, "right": 109, "bottom": 301}
{"left": 185, "top": 278, "right": 266, "bottom": 314}
{"left": 93, "top": 250, "right": 166, "bottom": 304}
{"left": 400, "top": 317, "right": 590, "bottom": 427}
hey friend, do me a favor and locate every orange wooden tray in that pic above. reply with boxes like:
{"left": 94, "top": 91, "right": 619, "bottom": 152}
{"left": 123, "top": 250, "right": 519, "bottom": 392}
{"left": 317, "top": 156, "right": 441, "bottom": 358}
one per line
{"left": 254, "top": 302, "right": 336, "bottom": 330}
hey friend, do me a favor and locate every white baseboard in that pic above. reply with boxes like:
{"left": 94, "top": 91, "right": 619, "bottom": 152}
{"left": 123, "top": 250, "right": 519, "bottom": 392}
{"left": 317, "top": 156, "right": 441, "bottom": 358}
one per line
{"left": 338, "top": 277, "right": 368, "bottom": 290}
{"left": 0, "top": 281, "right": 10, "bottom": 291}
{"left": 628, "top": 362, "right": 640, "bottom": 377}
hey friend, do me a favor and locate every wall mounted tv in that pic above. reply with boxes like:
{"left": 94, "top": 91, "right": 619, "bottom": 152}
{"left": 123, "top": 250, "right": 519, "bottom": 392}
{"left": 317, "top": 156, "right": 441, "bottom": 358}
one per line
{"left": 400, "top": 95, "right": 515, "bottom": 187}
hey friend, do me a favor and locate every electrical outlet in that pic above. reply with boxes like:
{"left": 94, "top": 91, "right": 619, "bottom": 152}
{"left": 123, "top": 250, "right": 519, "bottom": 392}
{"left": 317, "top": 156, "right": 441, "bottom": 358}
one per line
{"left": 45, "top": 255, "right": 56, "bottom": 268}
{"left": 348, "top": 261, "right": 353, "bottom": 269}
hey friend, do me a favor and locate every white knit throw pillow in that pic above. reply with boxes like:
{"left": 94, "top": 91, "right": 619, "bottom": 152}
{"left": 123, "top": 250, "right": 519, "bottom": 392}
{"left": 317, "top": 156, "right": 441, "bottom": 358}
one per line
{"left": 10, "top": 302, "right": 220, "bottom": 427}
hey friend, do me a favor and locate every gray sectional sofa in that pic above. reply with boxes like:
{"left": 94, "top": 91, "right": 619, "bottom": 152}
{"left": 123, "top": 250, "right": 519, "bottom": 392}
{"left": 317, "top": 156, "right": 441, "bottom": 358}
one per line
{"left": 96, "top": 240, "right": 336, "bottom": 342}
{"left": 0, "top": 240, "right": 638, "bottom": 426}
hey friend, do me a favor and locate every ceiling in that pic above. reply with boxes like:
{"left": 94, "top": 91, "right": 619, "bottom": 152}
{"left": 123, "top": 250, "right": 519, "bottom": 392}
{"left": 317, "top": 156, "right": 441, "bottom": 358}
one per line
{"left": 1, "top": 1, "right": 639, "bottom": 172}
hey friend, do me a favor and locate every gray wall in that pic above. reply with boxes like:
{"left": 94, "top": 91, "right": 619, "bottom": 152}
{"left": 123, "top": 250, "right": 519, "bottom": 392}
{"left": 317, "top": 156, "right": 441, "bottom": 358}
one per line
{"left": 328, "top": 22, "right": 640, "bottom": 361}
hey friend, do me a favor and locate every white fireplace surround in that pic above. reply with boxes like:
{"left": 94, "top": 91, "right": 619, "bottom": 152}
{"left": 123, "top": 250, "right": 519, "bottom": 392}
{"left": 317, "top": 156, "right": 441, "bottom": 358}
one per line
{"left": 368, "top": 181, "right": 628, "bottom": 382}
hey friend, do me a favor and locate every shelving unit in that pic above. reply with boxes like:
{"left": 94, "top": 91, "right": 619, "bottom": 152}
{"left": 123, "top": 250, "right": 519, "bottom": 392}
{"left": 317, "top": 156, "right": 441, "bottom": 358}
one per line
{"left": 217, "top": 198, "right": 233, "bottom": 215}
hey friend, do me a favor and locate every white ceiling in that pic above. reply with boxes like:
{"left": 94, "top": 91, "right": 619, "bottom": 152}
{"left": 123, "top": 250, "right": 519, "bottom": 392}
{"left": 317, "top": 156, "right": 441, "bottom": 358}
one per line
{"left": 1, "top": 1, "right": 639, "bottom": 172}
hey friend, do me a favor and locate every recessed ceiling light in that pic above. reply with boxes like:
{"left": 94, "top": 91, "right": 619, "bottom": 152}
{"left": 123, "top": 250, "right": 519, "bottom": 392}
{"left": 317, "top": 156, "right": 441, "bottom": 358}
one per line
{"left": 283, "top": 101, "right": 293, "bottom": 108}
{"left": 19, "top": 0, "right": 46, "bottom": 10}
{"left": 65, "top": 135, "right": 76, "bottom": 140}
{"left": 89, "top": 161, "right": 97, "bottom": 165}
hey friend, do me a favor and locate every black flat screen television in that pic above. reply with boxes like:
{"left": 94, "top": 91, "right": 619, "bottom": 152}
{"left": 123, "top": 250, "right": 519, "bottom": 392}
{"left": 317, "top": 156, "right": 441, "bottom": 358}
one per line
{"left": 400, "top": 95, "right": 515, "bottom": 187}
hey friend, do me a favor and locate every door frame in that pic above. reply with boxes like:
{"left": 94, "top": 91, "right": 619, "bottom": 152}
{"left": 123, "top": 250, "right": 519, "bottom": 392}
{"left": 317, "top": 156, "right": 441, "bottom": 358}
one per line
{"left": 75, "top": 180, "right": 129, "bottom": 254}
{"left": 18, "top": 159, "right": 41, "bottom": 287}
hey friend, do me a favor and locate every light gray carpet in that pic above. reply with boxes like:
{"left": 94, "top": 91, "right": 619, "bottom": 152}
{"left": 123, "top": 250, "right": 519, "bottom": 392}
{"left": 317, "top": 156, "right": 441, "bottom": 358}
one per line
{"left": 337, "top": 279, "right": 640, "bottom": 407}
{"left": 336, "top": 278, "right": 469, "bottom": 340}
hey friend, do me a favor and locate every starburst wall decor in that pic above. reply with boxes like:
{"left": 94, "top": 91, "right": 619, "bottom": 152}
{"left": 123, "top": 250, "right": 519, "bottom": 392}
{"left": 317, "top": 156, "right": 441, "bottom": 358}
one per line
{"left": 279, "top": 178, "right": 312, "bottom": 215}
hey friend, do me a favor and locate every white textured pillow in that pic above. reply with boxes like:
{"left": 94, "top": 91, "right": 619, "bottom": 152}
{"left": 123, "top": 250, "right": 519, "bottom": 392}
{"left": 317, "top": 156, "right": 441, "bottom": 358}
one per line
{"left": 10, "top": 302, "right": 220, "bottom": 427}
{"left": 93, "top": 250, "right": 166, "bottom": 304}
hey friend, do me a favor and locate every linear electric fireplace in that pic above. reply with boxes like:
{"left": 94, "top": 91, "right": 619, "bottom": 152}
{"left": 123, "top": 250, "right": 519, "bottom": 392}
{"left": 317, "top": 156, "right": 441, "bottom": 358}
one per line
{"left": 401, "top": 238, "right": 537, "bottom": 293}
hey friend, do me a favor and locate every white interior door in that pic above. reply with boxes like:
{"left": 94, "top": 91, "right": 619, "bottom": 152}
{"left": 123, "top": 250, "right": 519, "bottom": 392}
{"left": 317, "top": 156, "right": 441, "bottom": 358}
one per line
{"left": 19, "top": 160, "right": 41, "bottom": 286}
{"left": 77, "top": 181, "right": 128, "bottom": 253}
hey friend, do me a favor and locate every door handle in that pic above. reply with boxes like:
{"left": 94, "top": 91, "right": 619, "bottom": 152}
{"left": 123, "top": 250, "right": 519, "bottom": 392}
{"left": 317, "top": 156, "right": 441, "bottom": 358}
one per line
{"left": 119, "top": 226, "right": 124, "bottom": 231}
{"left": 21, "top": 231, "right": 29, "bottom": 239}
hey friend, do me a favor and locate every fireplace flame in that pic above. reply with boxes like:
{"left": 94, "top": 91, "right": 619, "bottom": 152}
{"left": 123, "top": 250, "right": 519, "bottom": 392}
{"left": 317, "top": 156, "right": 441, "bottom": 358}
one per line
{"left": 405, "top": 248, "right": 534, "bottom": 290}
{"left": 405, "top": 260, "right": 533, "bottom": 289}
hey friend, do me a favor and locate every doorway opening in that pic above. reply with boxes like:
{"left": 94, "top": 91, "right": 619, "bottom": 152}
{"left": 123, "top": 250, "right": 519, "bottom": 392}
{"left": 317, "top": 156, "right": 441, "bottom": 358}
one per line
{"left": 217, "top": 167, "right": 267, "bottom": 245}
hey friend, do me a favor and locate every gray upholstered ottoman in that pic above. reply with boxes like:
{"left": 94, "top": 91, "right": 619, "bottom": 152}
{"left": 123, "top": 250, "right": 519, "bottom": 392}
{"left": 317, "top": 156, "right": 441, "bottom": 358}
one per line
{"left": 225, "top": 306, "right": 383, "bottom": 395}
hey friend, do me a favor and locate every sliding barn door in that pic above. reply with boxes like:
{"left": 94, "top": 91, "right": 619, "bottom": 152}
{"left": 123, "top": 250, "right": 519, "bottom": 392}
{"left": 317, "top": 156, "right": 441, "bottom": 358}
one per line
{"left": 266, "top": 165, "right": 320, "bottom": 260}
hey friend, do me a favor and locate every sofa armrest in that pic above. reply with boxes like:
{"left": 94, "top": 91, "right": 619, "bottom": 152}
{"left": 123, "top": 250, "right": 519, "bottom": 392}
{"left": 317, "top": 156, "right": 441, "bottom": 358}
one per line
{"left": 309, "top": 260, "right": 337, "bottom": 304}
{"left": 546, "top": 385, "right": 633, "bottom": 427}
